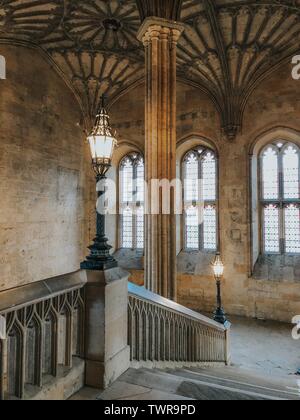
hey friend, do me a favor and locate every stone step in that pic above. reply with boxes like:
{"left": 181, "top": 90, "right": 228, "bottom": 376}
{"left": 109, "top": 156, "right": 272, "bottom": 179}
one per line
{"left": 161, "top": 367, "right": 300, "bottom": 400}
{"left": 71, "top": 365, "right": 300, "bottom": 401}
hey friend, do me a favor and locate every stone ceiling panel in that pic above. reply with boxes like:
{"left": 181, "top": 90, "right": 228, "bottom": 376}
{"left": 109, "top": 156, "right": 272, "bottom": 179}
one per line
{"left": 180, "top": 0, "right": 300, "bottom": 138}
{"left": 0, "top": 0, "right": 144, "bottom": 125}
{"left": 0, "top": 0, "right": 63, "bottom": 40}
{"left": 1, "top": 0, "right": 300, "bottom": 136}
{"left": 52, "top": 50, "right": 144, "bottom": 121}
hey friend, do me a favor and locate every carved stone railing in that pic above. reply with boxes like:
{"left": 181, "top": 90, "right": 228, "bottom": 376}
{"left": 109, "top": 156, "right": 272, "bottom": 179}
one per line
{"left": 0, "top": 273, "right": 230, "bottom": 400}
{"left": 0, "top": 272, "right": 86, "bottom": 400}
{"left": 128, "top": 283, "right": 230, "bottom": 368}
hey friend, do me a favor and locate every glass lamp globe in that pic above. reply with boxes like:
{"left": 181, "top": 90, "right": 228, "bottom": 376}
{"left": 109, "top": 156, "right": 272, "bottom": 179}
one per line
{"left": 212, "top": 253, "right": 224, "bottom": 279}
{"left": 87, "top": 105, "right": 117, "bottom": 177}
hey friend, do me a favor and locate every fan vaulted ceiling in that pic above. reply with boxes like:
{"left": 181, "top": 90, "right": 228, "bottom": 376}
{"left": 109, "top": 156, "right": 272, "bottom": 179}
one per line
{"left": 1, "top": 0, "right": 300, "bottom": 137}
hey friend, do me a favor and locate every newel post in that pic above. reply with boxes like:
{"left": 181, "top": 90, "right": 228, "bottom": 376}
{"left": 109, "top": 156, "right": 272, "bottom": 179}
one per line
{"left": 84, "top": 268, "right": 130, "bottom": 389}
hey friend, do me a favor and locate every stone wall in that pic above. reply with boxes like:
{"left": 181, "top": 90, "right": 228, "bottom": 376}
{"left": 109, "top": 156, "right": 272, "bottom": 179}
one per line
{"left": 1, "top": 44, "right": 299, "bottom": 323}
{"left": 217, "top": 61, "right": 300, "bottom": 322}
{"left": 0, "top": 45, "right": 90, "bottom": 291}
{"left": 110, "top": 65, "right": 300, "bottom": 323}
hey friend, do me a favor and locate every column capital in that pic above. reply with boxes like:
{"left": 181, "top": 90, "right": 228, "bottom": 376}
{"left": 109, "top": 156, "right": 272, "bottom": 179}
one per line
{"left": 137, "top": 17, "right": 185, "bottom": 43}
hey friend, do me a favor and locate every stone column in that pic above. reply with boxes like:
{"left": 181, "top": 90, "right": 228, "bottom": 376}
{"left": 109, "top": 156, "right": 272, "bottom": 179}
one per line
{"left": 138, "top": 18, "right": 184, "bottom": 301}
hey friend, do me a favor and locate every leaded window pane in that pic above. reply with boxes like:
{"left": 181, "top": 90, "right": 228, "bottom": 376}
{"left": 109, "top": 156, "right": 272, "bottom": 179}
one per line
{"left": 203, "top": 205, "right": 217, "bottom": 250}
{"left": 122, "top": 207, "right": 133, "bottom": 249}
{"left": 285, "top": 205, "right": 300, "bottom": 253}
{"left": 283, "top": 145, "right": 299, "bottom": 200}
{"left": 263, "top": 205, "right": 280, "bottom": 254}
{"left": 186, "top": 206, "right": 199, "bottom": 249}
{"left": 185, "top": 153, "right": 199, "bottom": 202}
{"left": 183, "top": 147, "right": 218, "bottom": 251}
{"left": 136, "top": 206, "right": 144, "bottom": 249}
{"left": 203, "top": 152, "right": 216, "bottom": 201}
{"left": 120, "top": 153, "right": 144, "bottom": 249}
{"left": 121, "top": 159, "right": 133, "bottom": 203}
{"left": 260, "top": 141, "right": 300, "bottom": 255}
{"left": 262, "top": 147, "right": 279, "bottom": 200}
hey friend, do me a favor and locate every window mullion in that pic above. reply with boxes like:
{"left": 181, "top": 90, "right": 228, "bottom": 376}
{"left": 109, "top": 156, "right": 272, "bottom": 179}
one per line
{"left": 198, "top": 156, "right": 203, "bottom": 251}
{"left": 298, "top": 149, "right": 300, "bottom": 200}
{"left": 133, "top": 162, "right": 138, "bottom": 249}
{"left": 120, "top": 169, "right": 125, "bottom": 248}
{"left": 278, "top": 151, "right": 285, "bottom": 254}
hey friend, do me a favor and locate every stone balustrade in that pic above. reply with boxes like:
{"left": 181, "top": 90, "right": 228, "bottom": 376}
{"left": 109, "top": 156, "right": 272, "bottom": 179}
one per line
{"left": 0, "top": 272, "right": 86, "bottom": 400}
{"left": 128, "top": 283, "right": 230, "bottom": 368}
{"left": 0, "top": 272, "right": 230, "bottom": 400}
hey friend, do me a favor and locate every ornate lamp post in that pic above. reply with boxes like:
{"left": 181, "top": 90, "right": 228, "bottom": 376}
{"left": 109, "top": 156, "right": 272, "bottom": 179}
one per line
{"left": 81, "top": 97, "right": 118, "bottom": 271}
{"left": 212, "top": 253, "right": 228, "bottom": 325}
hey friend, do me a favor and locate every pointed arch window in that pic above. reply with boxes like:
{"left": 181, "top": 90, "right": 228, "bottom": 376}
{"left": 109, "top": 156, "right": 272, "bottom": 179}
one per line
{"left": 260, "top": 142, "right": 300, "bottom": 254}
{"left": 183, "top": 147, "right": 218, "bottom": 251}
{"left": 119, "top": 153, "right": 144, "bottom": 249}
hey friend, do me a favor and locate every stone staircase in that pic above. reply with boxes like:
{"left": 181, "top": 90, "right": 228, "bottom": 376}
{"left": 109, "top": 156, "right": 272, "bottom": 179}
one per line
{"left": 72, "top": 365, "right": 300, "bottom": 401}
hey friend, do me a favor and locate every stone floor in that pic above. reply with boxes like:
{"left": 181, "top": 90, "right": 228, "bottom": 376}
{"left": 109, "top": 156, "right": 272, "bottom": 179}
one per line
{"left": 71, "top": 316, "right": 300, "bottom": 401}
{"left": 229, "top": 315, "right": 300, "bottom": 377}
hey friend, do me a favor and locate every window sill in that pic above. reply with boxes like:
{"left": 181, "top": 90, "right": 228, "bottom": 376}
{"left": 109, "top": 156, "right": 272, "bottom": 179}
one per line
{"left": 113, "top": 248, "right": 144, "bottom": 270}
{"left": 177, "top": 250, "right": 215, "bottom": 275}
{"left": 252, "top": 254, "right": 300, "bottom": 283}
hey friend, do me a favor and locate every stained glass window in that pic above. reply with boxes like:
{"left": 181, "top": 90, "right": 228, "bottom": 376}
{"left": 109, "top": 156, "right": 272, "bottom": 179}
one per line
{"left": 285, "top": 205, "right": 300, "bottom": 253}
{"left": 203, "top": 205, "right": 217, "bottom": 250}
{"left": 122, "top": 160, "right": 133, "bottom": 203}
{"left": 185, "top": 205, "right": 199, "bottom": 249}
{"left": 203, "top": 152, "right": 216, "bottom": 201}
{"left": 183, "top": 147, "right": 218, "bottom": 251}
{"left": 122, "top": 207, "right": 133, "bottom": 249}
{"left": 185, "top": 152, "right": 199, "bottom": 202}
{"left": 263, "top": 205, "right": 280, "bottom": 253}
{"left": 283, "top": 145, "right": 299, "bottom": 200}
{"left": 260, "top": 142, "right": 300, "bottom": 254}
{"left": 262, "top": 147, "right": 279, "bottom": 200}
{"left": 120, "top": 153, "right": 144, "bottom": 249}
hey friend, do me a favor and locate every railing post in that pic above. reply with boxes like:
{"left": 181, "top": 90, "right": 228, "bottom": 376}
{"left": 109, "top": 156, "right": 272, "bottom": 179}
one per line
{"left": 65, "top": 309, "right": 74, "bottom": 369}
{"left": 35, "top": 319, "right": 43, "bottom": 388}
{"left": 0, "top": 315, "right": 6, "bottom": 400}
{"left": 84, "top": 268, "right": 130, "bottom": 389}
{"left": 0, "top": 338, "right": 7, "bottom": 400}
{"left": 225, "top": 324, "right": 231, "bottom": 366}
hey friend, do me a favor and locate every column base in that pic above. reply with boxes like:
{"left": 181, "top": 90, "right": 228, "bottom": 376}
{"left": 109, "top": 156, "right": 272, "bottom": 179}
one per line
{"left": 85, "top": 346, "right": 130, "bottom": 390}
{"left": 214, "top": 308, "right": 228, "bottom": 325}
